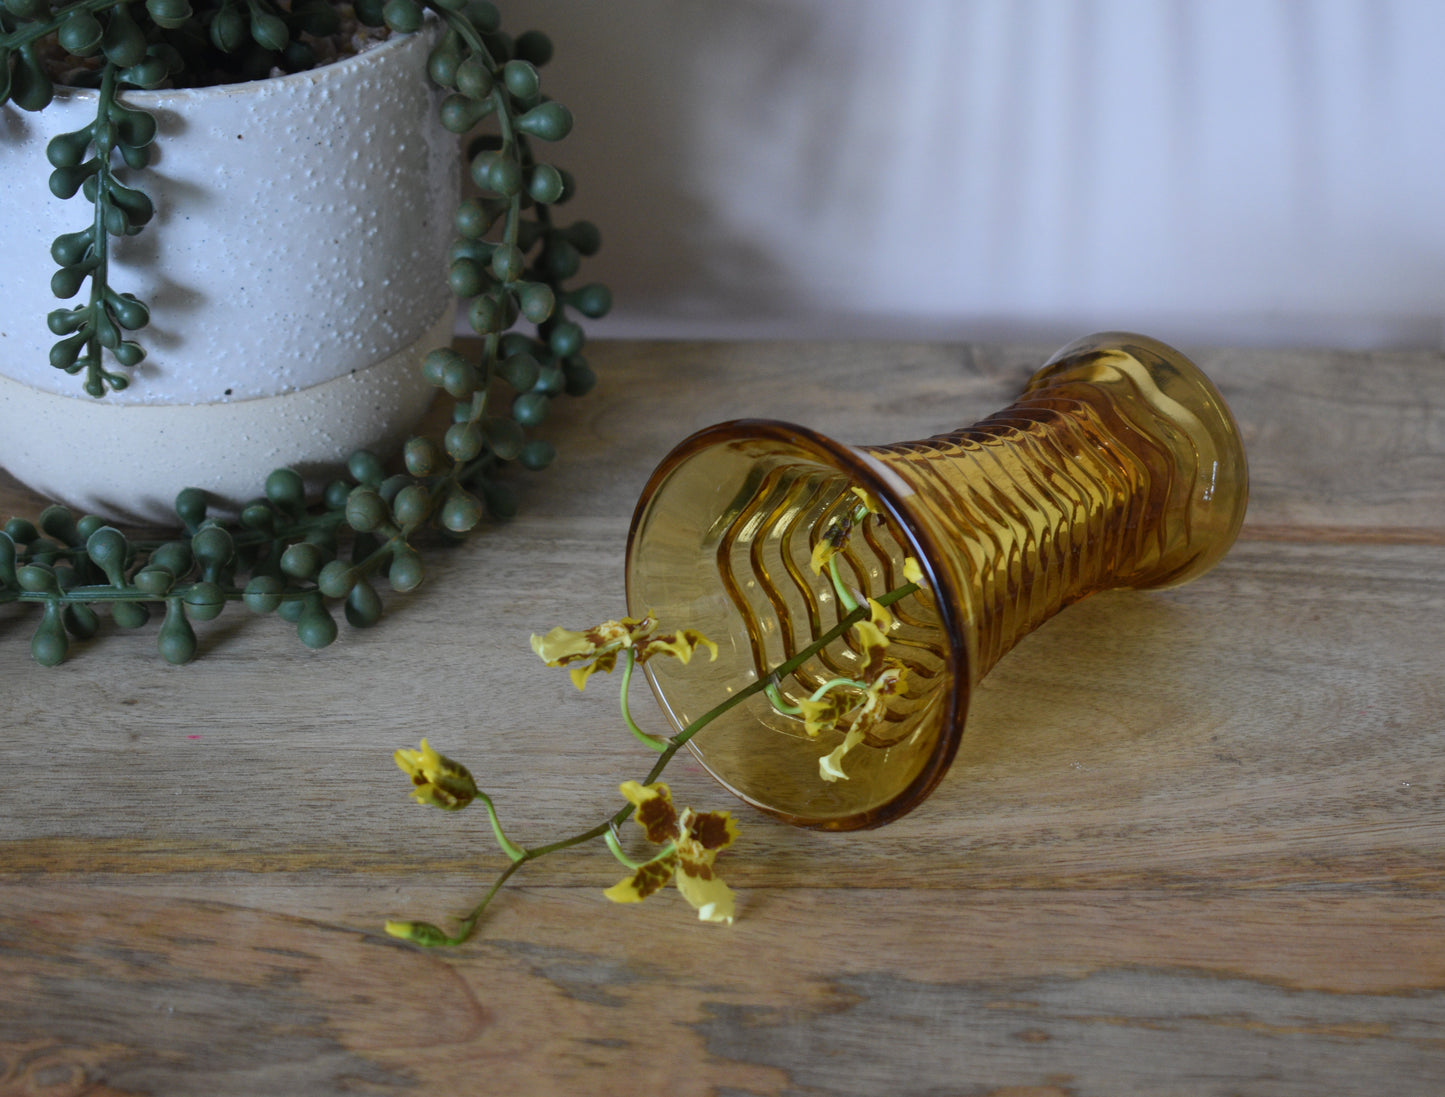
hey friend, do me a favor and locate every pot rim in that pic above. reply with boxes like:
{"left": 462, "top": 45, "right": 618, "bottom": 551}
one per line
{"left": 44, "top": 23, "right": 430, "bottom": 107}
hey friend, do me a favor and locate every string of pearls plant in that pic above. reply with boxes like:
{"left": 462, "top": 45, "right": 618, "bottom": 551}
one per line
{"left": 0, "top": 0, "right": 609, "bottom": 664}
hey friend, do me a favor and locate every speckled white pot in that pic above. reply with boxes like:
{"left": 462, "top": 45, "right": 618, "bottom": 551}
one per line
{"left": 0, "top": 25, "right": 458, "bottom": 522}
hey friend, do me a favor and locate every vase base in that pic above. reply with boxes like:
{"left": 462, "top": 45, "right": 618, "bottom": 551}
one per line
{"left": 0, "top": 309, "right": 453, "bottom": 525}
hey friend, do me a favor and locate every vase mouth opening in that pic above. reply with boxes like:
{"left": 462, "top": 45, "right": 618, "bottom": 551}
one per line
{"left": 626, "top": 418, "right": 969, "bottom": 831}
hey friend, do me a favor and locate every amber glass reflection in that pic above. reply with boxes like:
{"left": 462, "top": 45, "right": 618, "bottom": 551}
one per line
{"left": 626, "top": 333, "right": 1249, "bottom": 830}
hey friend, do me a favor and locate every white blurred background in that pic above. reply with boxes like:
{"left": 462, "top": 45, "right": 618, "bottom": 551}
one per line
{"left": 500, "top": 0, "right": 1445, "bottom": 350}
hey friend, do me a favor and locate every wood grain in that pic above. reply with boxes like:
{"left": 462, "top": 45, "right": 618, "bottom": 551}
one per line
{"left": 2, "top": 339, "right": 1443, "bottom": 1095}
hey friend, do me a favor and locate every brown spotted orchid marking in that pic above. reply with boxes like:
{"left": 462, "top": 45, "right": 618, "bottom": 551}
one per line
{"left": 603, "top": 781, "right": 738, "bottom": 924}
{"left": 394, "top": 739, "right": 479, "bottom": 811}
{"left": 531, "top": 612, "right": 717, "bottom": 692}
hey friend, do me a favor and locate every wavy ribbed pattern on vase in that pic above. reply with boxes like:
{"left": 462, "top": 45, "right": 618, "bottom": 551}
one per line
{"left": 626, "top": 332, "right": 1248, "bottom": 829}
{"left": 711, "top": 462, "right": 942, "bottom": 746}
{"left": 865, "top": 387, "right": 1175, "bottom": 681}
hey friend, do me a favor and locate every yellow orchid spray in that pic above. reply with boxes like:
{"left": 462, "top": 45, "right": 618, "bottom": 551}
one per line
{"left": 386, "top": 485, "right": 925, "bottom": 948}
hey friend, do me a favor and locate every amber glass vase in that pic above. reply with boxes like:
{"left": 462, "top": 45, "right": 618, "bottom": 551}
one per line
{"left": 626, "top": 333, "right": 1249, "bottom": 830}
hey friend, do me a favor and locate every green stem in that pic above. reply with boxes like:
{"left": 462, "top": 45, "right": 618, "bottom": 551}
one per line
{"left": 475, "top": 790, "right": 526, "bottom": 862}
{"left": 619, "top": 648, "right": 668, "bottom": 751}
{"left": 827, "top": 555, "right": 859, "bottom": 613}
{"left": 763, "top": 678, "right": 801, "bottom": 715}
{"left": 427, "top": 578, "right": 922, "bottom": 945}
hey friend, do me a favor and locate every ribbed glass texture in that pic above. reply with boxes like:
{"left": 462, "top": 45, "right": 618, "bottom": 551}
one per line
{"left": 626, "top": 333, "right": 1249, "bottom": 829}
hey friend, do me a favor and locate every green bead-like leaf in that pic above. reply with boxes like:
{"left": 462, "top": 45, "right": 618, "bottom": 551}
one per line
{"left": 86, "top": 526, "right": 129, "bottom": 587}
{"left": 111, "top": 599, "right": 150, "bottom": 629}
{"left": 347, "top": 449, "right": 386, "bottom": 486}
{"left": 158, "top": 597, "right": 197, "bottom": 664}
{"left": 57, "top": 11, "right": 104, "bottom": 56}
{"left": 567, "top": 282, "right": 613, "bottom": 319}
{"left": 49, "top": 160, "right": 99, "bottom": 200}
{"left": 527, "top": 164, "right": 565, "bottom": 205}
{"left": 243, "top": 574, "right": 285, "bottom": 614}
{"left": 50, "top": 264, "right": 91, "bottom": 300}
{"left": 388, "top": 547, "right": 424, "bottom": 593}
{"left": 548, "top": 320, "right": 584, "bottom": 357}
{"left": 50, "top": 331, "right": 89, "bottom": 371}
{"left": 38, "top": 504, "right": 78, "bottom": 546}
{"left": 296, "top": 593, "right": 337, "bottom": 649}
{"left": 481, "top": 417, "right": 523, "bottom": 461}
{"left": 502, "top": 59, "right": 540, "bottom": 102}
{"left": 63, "top": 602, "right": 100, "bottom": 641}
{"left": 403, "top": 436, "right": 442, "bottom": 477}
{"left": 108, "top": 184, "right": 155, "bottom": 231}
{"left": 441, "top": 487, "right": 484, "bottom": 533}
{"left": 514, "top": 101, "right": 573, "bottom": 141}
{"left": 498, "top": 353, "right": 540, "bottom": 392}
{"left": 265, "top": 468, "right": 306, "bottom": 513}
{"left": 440, "top": 93, "right": 495, "bottom": 133}
{"left": 454, "top": 197, "right": 498, "bottom": 240}
{"left": 32, "top": 601, "right": 69, "bottom": 666}
{"left": 102, "top": 5, "right": 149, "bottom": 68}
{"left": 448, "top": 257, "right": 488, "bottom": 299}
{"left": 192, "top": 526, "right": 235, "bottom": 575}
{"left": 516, "top": 282, "right": 555, "bottom": 324}
{"left": 133, "top": 567, "right": 175, "bottom": 597}
{"left": 113, "top": 341, "right": 145, "bottom": 368}
{"left": 9, "top": 46, "right": 54, "bottom": 112}
{"left": 50, "top": 228, "right": 93, "bottom": 267}
{"left": 46, "top": 128, "right": 92, "bottom": 170}
{"left": 444, "top": 421, "right": 484, "bottom": 462}
{"left": 344, "top": 578, "right": 383, "bottom": 628}
{"left": 104, "top": 293, "right": 149, "bottom": 331}
{"left": 438, "top": 356, "right": 477, "bottom": 397}
{"left": 382, "top": 0, "right": 422, "bottom": 32}
{"left": 145, "top": 0, "right": 194, "bottom": 30}
{"left": 210, "top": 5, "right": 247, "bottom": 51}
{"left": 118, "top": 57, "right": 170, "bottom": 90}
{"left": 184, "top": 581, "right": 227, "bottom": 621}
{"left": 108, "top": 103, "right": 158, "bottom": 148}
{"left": 345, "top": 487, "right": 388, "bottom": 533}
{"left": 390, "top": 483, "right": 432, "bottom": 529}
{"left": 455, "top": 54, "right": 494, "bottom": 100}
{"left": 150, "top": 541, "right": 193, "bottom": 576}
{"left": 519, "top": 439, "right": 557, "bottom": 471}
{"left": 512, "top": 391, "right": 548, "bottom": 427}
{"left": 250, "top": 9, "right": 289, "bottom": 52}
{"left": 280, "top": 540, "right": 324, "bottom": 580}
{"left": 352, "top": 0, "right": 385, "bottom": 25}
{"left": 316, "top": 560, "right": 357, "bottom": 599}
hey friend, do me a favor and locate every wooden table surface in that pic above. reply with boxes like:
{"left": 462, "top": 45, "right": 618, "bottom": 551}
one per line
{"left": 2, "top": 339, "right": 1442, "bottom": 1095}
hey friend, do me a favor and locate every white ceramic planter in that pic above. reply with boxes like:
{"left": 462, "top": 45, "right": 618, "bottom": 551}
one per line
{"left": 0, "top": 26, "right": 458, "bottom": 522}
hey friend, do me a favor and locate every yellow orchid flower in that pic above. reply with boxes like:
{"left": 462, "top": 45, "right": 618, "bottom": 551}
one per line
{"left": 394, "top": 739, "right": 478, "bottom": 811}
{"left": 819, "top": 726, "right": 866, "bottom": 782}
{"left": 798, "top": 690, "right": 853, "bottom": 739}
{"left": 849, "top": 486, "right": 882, "bottom": 514}
{"left": 531, "top": 613, "right": 717, "bottom": 691}
{"left": 813, "top": 661, "right": 909, "bottom": 781}
{"left": 603, "top": 781, "right": 738, "bottom": 924}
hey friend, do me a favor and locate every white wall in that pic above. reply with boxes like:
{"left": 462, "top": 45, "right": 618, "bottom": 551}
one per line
{"left": 503, "top": 0, "right": 1445, "bottom": 349}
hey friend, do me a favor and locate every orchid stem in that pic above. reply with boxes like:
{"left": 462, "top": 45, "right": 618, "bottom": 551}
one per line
{"left": 419, "top": 578, "right": 922, "bottom": 945}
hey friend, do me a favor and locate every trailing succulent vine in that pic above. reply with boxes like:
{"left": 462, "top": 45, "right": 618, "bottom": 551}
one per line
{"left": 0, "top": 0, "right": 611, "bottom": 664}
